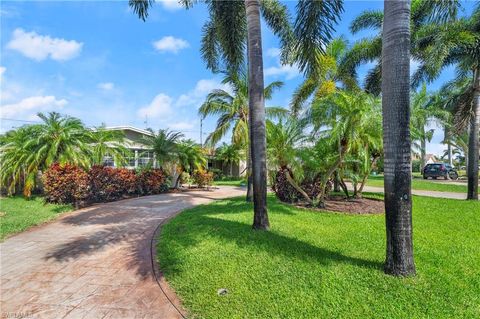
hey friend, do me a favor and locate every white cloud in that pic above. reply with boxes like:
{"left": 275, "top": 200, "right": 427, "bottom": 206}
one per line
{"left": 264, "top": 64, "right": 300, "bottom": 80}
{"left": 0, "top": 95, "right": 67, "bottom": 118}
{"left": 158, "top": 0, "right": 182, "bottom": 11}
{"left": 0, "top": 67, "right": 5, "bottom": 81}
{"left": 152, "top": 36, "right": 189, "bottom": 53}
{"left": 7, "top": 28, "right": 83, "bottom": 61}
{"left": 176, "top": 79, "right": 231, "bottom": 107}
{"left": 137, "top": 93, "right": 173, "bottom": 119}
{"left": 97, "top": 82, "right": 114, "bottom": 90}
{"left": 266, "top": 47, "right": 281, "bottom": 58}
{"left": 169, "top": 120, "right": 196, "bottom": 130}
{"left": 410, "top": 58, "right": 421, "bottom": 75}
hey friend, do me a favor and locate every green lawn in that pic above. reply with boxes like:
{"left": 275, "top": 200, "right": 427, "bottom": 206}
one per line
{"left": 213, "top": 179, "right": 247, "bottom": 187}
{"left": 366, "top": 175, "right": 470, "bottom": 193}
{"left": 158, "top": 195, "right": 480, "bottom": 319}
{"left": 0, "top": 196, "right": 72, "bottom": 240}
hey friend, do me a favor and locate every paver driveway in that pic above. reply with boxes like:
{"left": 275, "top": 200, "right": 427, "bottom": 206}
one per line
{"left": 1, "top": 186, "right": 245, "bottom": 319}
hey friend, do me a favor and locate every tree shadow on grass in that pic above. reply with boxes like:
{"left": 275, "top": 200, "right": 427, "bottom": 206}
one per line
{"left": 160, "top": 198, "right": 383, "bottom": 275}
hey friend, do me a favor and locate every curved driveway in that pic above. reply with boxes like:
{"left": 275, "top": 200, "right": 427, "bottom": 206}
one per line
{"left": 0, "top": 186, "right": 245, "bottom": 319}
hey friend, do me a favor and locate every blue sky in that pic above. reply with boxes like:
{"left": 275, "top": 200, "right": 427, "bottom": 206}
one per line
{"left": 0, "top": 1, "right": 475, "bottom": 155}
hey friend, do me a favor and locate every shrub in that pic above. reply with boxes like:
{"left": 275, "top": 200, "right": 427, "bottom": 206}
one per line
{"left": 192, "top": 169, "right": 213, "bottom": 188}
{"left": 412, "top": 159, "right": 422, "bottom": 172}
{"left": 88, "top": 166, "right": 137, "bottom": 202}
{"left": 209, "top": 168, "right": 224, "bottom": 181}
{"left": 43, "top": 163, "right": 89, "bottom": 205}
{"left": 137, "top": 168, "right": 168, "bottom": 195}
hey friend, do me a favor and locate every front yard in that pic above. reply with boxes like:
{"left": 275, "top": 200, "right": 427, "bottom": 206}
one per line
{"left": 158, "top": 195, "right": 480, "bottom": 318}
{"left": 0, "top": 196, "right": 72, "bottom": 240}
{"left": 366, "top": 175, "right": 471, "bottom": 193}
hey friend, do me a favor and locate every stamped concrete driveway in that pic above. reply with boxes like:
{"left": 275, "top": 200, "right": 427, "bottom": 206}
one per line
{"left": 1, "top": 186, "right": 245, "bottom": 319}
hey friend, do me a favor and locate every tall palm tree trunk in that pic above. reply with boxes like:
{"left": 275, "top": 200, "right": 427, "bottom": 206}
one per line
{"left": 420, "top": 136, "right": 426, "bottom": 171}
{"left": 467, "top": 67, "right": 479, "bottom": 200}
{"left": 246, "top": 139, "right": 253, "bottom": 202}
{"left": 381, "top": 0, "right": 415, "bottom": 276}
{"left": 245, "top": 0, "right": 269, "bottom": 230}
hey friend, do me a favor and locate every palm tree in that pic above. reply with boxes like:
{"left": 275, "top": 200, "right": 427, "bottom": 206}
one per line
{"left": 410, "top": 85, "right": 450, "bottom": 170}
{"left": 142, "top": 129, "right": 184, "bottom": 169}
{"left": 266, "top": 118, "right": 312, "bottom": 203}
{"left": 175, "top": 139, "right": 207, "bottom": 188}
{"left": 129, "top": 0, "right": 344, "bottom": 230}
{"left": 413, "top": 5, "right": 479, "bottom": 199}
{"left": 0, "top": 112, "right": 91, "bottom": 197}
{"left": 215, "top": 143, "right": 242, "bottom": 177}
{"left": 381, "top": 0, "right": 415, "bottom": 276}
{"left": 199, "top": 69, "right": 285, "bottom": 203}
{"left": 89, "top": 125, "right": 130, "bottom": 166}
{"left": 290, "top": 37, "right": 358, "bottom": 115}
{"left": 307, "top": 90, "right": 380, "bottom": 206}
{"left": 343, "top": 0, "right": 459, "bottom": 94}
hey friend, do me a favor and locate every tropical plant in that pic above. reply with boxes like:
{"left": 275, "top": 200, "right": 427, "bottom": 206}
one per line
{"left": 89, "top": 125, "right": 130, "bottom": 166}
{"left": 410, "top": 84, "right": 450, "bottom": 170}
{"left": 199, "top": 69, "right": 285, "bottom": 202}
{"left": 129, "top": 0, "right": 344, "bottom": 230}
{"left": 306, "top": 90, "right": 380, "bottom": 206}
{"left": 290, "top": 37, "right": 358, "bottom": 115}
{"left": 215, "top": 143, "right": 242, "bottom": 177}
{"left": 174, "top": 139, "right": 206, "bottom": 188}
{"left": 381, "top": 0, "right": 415, "bottom": 276}
{"left": 413, "top": 4, "right": 479, "bottom": 199}
{"left": 141, "top": 129, "right": 184, "bottom": 168}
{"left": 0, "top": 112, "right": 92, "bottom": 197}
{"left": 343, "top": 0, "right": 459, "bottom": 94}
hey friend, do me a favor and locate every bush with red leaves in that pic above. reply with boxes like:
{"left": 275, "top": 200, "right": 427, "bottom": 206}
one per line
{"left": 272, "top": 168, "right": 332, "bottom": 203}
{"left": 88, "top": 165, "right": 137, "bottom": 202}
{"left": 192, "top": 169, "right": 213, "bottom": 188}
{"left": 136, "top": 168, "right": 168, "bottom": 195}
{"left": 43, "top": 163, "right": 89, "bottom": 204}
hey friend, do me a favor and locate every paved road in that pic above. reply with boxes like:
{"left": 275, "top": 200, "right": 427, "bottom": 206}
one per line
{"left": 0, "top": 186, "right": 245, "bottom": 319}
{"left": 361, "top": 185, "right": 467, "bottom": 200}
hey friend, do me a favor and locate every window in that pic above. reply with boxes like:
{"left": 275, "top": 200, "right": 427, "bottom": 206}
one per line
{"left": 138, "top": 151, "right": 153, "bottom": 168}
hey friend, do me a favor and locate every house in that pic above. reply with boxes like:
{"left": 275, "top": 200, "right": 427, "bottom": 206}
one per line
{"left": 103, "top": 126, "right": 156, "bottom": 169}
{"left": 103, "top": 126, "right": 245, "bottom": 177}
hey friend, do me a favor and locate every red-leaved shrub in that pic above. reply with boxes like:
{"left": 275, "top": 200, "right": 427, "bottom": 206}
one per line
{"left": 43, "top": 163, "right": 89, "bottom": 204}
{"left": 192, "top": 169, "right": 213, "bottom": 188}
{"left": 88, "top": 165, "right": 137, "bottom": 202}
{"left": 136, "top": 168, "right": 167, "bottom": 195}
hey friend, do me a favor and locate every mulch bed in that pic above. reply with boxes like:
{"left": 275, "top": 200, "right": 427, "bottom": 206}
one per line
{"left": 295, "top": 195, "right": 385, "bottom": 215}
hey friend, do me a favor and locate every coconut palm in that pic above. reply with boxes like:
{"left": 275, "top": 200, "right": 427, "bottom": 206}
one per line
{"left": 413, "top": 5, "right": 479, "bottom": 199}
{"left": 89, "top": 125, "right": 130, "bottom": 166}
{"left": 343, "top": 0, "right": 459, "bottom": 95}
{"left": 199, "top": 69, "right": 285, "bottom": 203}
{"left": 381, "top": 0, "right": 415, "bottom": 276}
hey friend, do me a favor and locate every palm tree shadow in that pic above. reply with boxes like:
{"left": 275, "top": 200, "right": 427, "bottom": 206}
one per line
{"left": 161, "top": 200, "right": 383, "bottom": 275}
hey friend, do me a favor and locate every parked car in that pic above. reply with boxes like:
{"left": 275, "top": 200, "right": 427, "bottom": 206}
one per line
{"left": 423, "top": 163, "right": 458, "bottom": 180}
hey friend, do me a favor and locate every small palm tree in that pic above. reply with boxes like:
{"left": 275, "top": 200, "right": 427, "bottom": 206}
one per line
{"left": 199, "top": 69, "right": 286, "bottom": 201}
{"left": 89, "top": 125, "right": 130, "bottom": 166}
{"left": 142, "top": 129, "right": 184, "bottom": 169}
{"left": 175, "top": 139, "right": 207, "bottom": 188}
{"left": 215, "top": 143, "right": 242, "bottom": 177}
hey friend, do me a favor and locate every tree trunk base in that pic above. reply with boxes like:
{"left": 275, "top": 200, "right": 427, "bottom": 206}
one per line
{"left": 384, "top": 261, "right": 416, "bottom": 277}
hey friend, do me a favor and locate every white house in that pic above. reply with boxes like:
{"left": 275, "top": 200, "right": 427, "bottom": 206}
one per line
{"left": 103, "top": 126, "right": 245, "bottom": 177}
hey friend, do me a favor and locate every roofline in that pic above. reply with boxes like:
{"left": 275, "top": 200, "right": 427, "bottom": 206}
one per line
{"left": 103, "top": 126, "right": 154, "bottom": 137}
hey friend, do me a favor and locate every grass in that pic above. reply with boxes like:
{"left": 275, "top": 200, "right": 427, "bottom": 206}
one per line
{"left": 158, "top": 195, "right": 480, "bottom": 319}
{"left": 366, "top": 175, "right": 470, "bottom": 193}
{"left": 0, "top": 196, "right": 72, "bottom": 240}
{"left": 213, "top": 178, "right": 247, "bottom": 187}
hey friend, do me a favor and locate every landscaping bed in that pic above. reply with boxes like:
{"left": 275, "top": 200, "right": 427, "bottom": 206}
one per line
{"left": 294, "top": 195, "right": 384, "bottom": 214}
{"left": 157, "top": 195, "right": 480, "bottom": 319}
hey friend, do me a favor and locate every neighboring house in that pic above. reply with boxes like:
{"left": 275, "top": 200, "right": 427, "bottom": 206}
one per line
{"left": 425, "top": 154, "right": 438, "bottom": 164}
{"left": 103, "top": 126, "right": 155, "bottom": 169}
{"left": 103, "top": 126, "right": 245, "bottom": 177}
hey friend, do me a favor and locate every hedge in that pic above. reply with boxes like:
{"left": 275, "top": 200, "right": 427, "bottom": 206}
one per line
{"left": 43, "top": 163, "right": 168, "bottom": 205}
